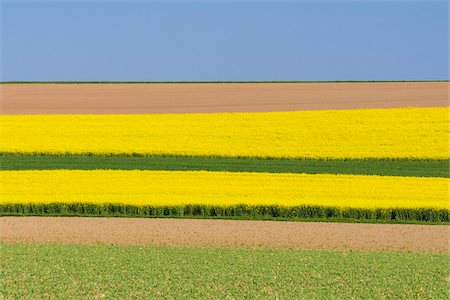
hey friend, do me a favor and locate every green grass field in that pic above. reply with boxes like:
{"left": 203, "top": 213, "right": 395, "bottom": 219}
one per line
{"left": 1, "top": 153, "right": 448, "bottom": 177}
{"left": 1, "top": 243, "right": 448, "bottom": 299}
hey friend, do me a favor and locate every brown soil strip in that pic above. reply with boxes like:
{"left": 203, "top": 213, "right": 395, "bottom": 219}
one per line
{"left": 1, "top": 82, "right": 448, "bottom": 114}
{"left": 1, "top": 217, "right": 448, "bottom": 253}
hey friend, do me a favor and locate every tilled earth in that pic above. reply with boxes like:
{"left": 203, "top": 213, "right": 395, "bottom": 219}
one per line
{"left": 1, "top": 82, "right": 448, "bottom": 114}
{"left": 0, "top": 217, "right": 448, "bottom": 253}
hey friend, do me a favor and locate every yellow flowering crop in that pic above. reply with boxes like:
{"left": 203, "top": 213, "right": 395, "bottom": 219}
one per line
{"left": 1, "top": 107, "right": 448, "bottom": 159}
{"left": 1, "top": 170, "right": 448, "bottom": 210}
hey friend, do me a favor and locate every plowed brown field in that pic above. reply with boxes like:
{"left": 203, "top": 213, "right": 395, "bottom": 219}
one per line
{"left": 1, "top": 82, "right": 448, "bottom": 114}
{"left": 0, "top": 217, "right": 448, "bottom": 253}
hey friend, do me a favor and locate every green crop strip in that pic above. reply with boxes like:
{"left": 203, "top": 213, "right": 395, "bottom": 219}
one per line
{"left": 1, "top": 203, "right": 448, "bottom": 223}
{"left": 1, "top": 153, "right": 448, "bottom": 177}
{"left": 1, "top": 244, "right": 448, "bottom": 299}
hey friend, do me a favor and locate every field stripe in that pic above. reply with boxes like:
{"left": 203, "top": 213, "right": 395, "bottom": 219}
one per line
{"left": 1, "top": 153, "right": 448, "bottom": 178}
{"left": 2, "top": 243, "right": 449, "bottom": 299}
{"left": 1, "top": 217, "right": 449, "bottom": 252}
{"left": 2, "top": 82, "right": 448, "bottom": 114}
{"left": 1, "top": 107, "right": 448, "bottom": 159}
{"left": 1, "top": 170, "right": 448, "bottom": 211}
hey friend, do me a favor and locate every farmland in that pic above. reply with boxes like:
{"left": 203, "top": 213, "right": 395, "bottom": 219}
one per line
{"left": 1, "top": 170, "right": 448, "bottom": 222}
{"left": 1, "top": 153, "right": 449, "bottom": 177}
{"left": 1, "top": 103, "right": 449, "bottom": 222}
{"left": 1, "top": 82, "right": 449, "bottom": 298}
{"left": 2, "top": 217, "right": 448, "bottom": 252}
{"left": 2, "top": 107, "right": 447, "bottom": 159}
{"left": 1, "top": 243, "right": 448, "bottom": 299}
{"left": 2, "top": 81, "right": 447, "bottom": 114}
{"left": 2, "top": 0, "right": 450, "bottom": 297}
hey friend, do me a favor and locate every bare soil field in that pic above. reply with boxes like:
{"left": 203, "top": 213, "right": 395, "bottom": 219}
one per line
{"left": 0, "top": 217, "right": 448, "bottom": 253}
{"left": 1, "top": 82, "right": 448, "bottom": 114}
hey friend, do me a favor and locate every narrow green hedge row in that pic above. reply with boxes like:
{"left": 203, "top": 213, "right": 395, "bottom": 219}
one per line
{"left": 0, "top": 203, "right": 448, "bottom": 223}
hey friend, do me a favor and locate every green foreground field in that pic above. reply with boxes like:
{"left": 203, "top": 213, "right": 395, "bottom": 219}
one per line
{"left": 1, "top": 153, "right": 448, "bottom": 177}
{"left": 1, "top": 244, "right": 448, "bottom": 299}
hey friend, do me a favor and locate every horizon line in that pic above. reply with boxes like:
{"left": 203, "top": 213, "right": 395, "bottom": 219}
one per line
{"left": 1, "top": 80, "right": 449, "bottom": 84}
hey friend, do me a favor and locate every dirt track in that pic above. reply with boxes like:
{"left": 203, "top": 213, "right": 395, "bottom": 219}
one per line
{"left": 1, "top": 82, "right": 448, "bottom": 114}
{"left": 0, "top": 217, "right": 448, "bottom": 253}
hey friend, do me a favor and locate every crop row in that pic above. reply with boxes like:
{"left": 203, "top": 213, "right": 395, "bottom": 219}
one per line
{"left": 1, "top": 170, "right": 448, "bottom": 210}
{"left": 1, "top": 107, "right": 448, "bottom": 159}
{"left": 1, "top": 203, "right": 448, "bottom": 222}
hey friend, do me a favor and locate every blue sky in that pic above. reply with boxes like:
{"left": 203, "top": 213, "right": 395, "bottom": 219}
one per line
{"left": 1, "top": 0, "right": 448, "bottom": 81}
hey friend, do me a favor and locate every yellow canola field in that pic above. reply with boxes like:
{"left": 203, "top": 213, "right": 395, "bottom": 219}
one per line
{"left": 1, "top": 170, "right": 448, "bottom": 210}
{"left": 1, "top": 107, "right": 448, "bottom": 159}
